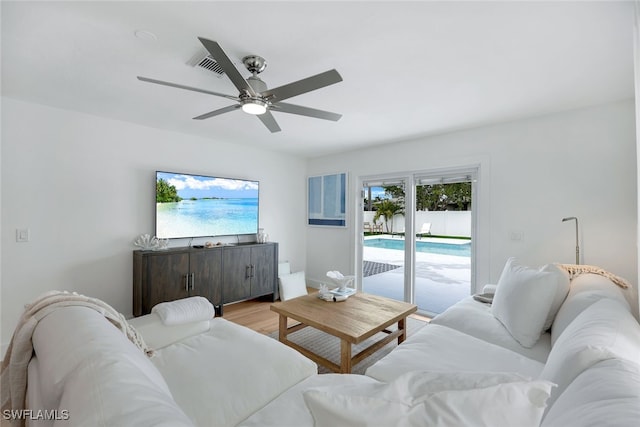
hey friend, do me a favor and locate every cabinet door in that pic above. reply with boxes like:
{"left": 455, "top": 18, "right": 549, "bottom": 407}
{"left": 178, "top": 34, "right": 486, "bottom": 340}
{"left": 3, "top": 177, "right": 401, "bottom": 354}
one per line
{"left": 189, "top": 248, "right": 223, "bottom": 306}
{"left": 222, "top": 246, "right": 252, "bottom": 303}
{"left": 250, "top": 244, "right": 276, "bottom": 297}
{"left": 143, "top": 251, "right": 190, "bottom": 314}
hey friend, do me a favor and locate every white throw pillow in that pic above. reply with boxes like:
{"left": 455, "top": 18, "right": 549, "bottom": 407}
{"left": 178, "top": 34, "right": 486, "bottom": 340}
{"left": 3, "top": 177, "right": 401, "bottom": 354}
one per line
{"left": 303, "top": 371, "right": 554, "bottom": 427}
{"left": 279, "top": 271, "right": 308, "bottom": 301}
{"left": 540, "top": 298, "right": 640, "bottom": 408}
{"left": 152, "top": 296, "right": 215, "bottom": 326}
{"left": 491, "top": 258, "right": 562, "bottom": 348}
{"left": 278, "top": 261, "right": 291, "bottom": 277}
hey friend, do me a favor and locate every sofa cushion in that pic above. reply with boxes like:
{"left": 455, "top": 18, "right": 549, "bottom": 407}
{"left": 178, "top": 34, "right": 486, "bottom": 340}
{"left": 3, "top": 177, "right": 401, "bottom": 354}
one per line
{"left": 541, "top": 358, "right": 640, "bottom": 427}
{"left": 365, "top": 324, "right": 545, "bottom": 382}
{"left": 431, "top": 297, "right": 551, "bottom": 363}
{"left": 151, "top": 317, "right": 317, "bottom": 427}
{"left": 540, "top": 298, "right": 640, "bottom": 408}
{"left": 551, "top": 273, "right": 631, "bottom": 345}
{"left": 492, "top": 258, "right": 564, "bottom": 348}
{"left": 128, "top": 312, "right": 211, "bottom": 350}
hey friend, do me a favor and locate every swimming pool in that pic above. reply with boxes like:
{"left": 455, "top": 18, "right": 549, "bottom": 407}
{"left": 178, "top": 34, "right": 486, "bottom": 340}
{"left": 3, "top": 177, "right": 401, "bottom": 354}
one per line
{"left": 364, "top": 238, "right": 471, "bottom": 257}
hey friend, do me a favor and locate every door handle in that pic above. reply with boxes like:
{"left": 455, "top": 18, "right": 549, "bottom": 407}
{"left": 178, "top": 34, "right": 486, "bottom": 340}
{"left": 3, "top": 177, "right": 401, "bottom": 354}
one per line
{"left": 190, "top": 273, "right": 195, "bottom": 291}
{"left": 245, "top": 265, "right": 251, "bottom": 279}
{"left": 250, "top": 264, "right": 255, "bottom": 278}
{"left": 184, "top": 274, "right": 189, "bottom": 291}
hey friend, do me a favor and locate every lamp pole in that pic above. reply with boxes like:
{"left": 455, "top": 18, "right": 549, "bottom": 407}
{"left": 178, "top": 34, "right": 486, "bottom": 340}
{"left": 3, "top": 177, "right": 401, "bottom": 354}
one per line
{"left": 562, "top": 217, "right": 579, "bottom": 265}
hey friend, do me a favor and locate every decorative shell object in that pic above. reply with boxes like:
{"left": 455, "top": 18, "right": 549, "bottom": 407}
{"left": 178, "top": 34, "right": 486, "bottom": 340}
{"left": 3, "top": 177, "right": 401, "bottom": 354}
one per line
{"left": 134, "top": 234, "right": 159, "bottom": 250}
{"left": 317, "top": 284, "right": 333, "bottom": 301}
{"left": 155, "top": 238, "right": 169, "bottom": 250}
{"left": 326, "top": 270, "right": 355, "bottom": 291}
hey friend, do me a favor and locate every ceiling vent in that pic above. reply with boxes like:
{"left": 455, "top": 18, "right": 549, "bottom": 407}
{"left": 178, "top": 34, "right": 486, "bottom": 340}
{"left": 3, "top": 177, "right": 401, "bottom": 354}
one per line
{"left": 187, "top": 49, "right": 225, "bottom": 77}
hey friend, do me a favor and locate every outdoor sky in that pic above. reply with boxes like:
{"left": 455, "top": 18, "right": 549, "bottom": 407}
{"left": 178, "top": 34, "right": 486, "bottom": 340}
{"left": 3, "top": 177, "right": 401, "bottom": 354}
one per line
{"left": 158, "top": 172, "right": 259, "bottom": 200}
{"left": 369, "top": 187, "right": 388, "bottom": 200}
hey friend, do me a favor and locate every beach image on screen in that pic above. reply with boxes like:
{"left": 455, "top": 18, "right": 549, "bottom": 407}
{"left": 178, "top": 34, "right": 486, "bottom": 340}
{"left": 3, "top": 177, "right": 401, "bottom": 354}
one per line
{"left": 156, "top": 172, "right": 259, "bottom": 239}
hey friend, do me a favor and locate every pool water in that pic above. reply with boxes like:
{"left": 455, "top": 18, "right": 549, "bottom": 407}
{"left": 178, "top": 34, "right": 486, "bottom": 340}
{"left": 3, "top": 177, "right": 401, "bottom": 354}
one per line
{"left": 364, "top": 238, "right": 471, "bottom": 257}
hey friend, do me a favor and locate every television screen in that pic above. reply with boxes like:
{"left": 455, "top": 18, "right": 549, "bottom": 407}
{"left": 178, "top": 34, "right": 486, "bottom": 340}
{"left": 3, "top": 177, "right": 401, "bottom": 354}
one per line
{"left": 155, "top": 171, "right": 259, "bottom": 239}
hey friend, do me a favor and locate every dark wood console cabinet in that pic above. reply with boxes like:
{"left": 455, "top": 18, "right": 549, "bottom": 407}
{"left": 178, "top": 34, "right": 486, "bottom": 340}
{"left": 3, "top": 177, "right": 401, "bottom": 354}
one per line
{"left": 133, "top": 242, "right": 278, "bottom": 317}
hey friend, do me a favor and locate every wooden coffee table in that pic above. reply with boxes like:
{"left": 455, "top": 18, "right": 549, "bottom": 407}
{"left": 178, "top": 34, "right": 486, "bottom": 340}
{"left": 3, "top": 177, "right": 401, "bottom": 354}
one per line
{"left": 270, "top": 292, "right": 417, "bottom": 374}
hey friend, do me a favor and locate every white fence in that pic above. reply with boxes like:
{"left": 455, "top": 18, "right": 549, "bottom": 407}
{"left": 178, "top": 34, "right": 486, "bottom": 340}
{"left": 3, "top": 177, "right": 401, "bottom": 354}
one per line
{"left": 363, "top": 210, "right": 471, "bottom": 238}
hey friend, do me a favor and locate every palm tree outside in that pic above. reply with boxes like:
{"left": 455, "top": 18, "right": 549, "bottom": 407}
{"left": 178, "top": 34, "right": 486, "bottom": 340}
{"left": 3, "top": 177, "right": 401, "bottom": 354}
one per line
{"left": 372, "top": 199, "right": 404, "bottom": 234}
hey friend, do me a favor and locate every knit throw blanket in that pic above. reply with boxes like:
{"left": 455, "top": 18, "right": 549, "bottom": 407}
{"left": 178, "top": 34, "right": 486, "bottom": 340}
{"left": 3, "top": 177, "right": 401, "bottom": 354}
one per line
{"left": 556, "top": 264, "right": 630, "bottom": 289}
{"left": 0, "top": 291, "right": 151, "bottom": 426}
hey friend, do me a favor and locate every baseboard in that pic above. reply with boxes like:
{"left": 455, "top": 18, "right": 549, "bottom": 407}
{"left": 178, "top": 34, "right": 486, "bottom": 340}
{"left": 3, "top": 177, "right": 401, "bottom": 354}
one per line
{"left": 305, "top": 278, "right": 323, "bottom": 289}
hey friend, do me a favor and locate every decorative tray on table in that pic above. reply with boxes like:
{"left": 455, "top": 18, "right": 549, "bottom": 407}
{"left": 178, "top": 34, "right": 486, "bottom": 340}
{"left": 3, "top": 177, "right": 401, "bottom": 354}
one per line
{"left": 329, "top": 287, "right": 356, "bottom": 297}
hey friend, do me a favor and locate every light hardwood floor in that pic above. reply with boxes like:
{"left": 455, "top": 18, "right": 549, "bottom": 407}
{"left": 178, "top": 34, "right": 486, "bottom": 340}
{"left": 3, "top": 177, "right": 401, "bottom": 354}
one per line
{"left": 222, "top": 289, "right": 431, "bottom": 335}
{"left": 222, "top": 297, "right": 283, "bottom": 335}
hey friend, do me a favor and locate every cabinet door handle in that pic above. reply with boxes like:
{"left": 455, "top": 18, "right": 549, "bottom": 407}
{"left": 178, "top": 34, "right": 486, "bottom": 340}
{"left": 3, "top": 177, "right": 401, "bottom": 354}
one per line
{"left": 190, "top": 273, "right": 195, "bottom": 290}
{"left": 245, "top": 265, "right": 251, "bottom": 279}
{"left": 185, "top": 274, "right": 189, "bottom": 291}
{"left": 250, "top": 264, "right": 255, "bottom": 278}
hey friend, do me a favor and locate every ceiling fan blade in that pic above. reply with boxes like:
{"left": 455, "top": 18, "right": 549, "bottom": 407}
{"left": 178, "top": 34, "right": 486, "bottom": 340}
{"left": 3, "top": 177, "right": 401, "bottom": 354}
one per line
{"left": 193, "top": 104, "right": 241, "bottom": 120}
{"left": 257, "top": 111, "right": 281, "bottom": 133}
{"left": 261, "top": 69, "right": 342, "bottom": 103}
{"left": 271, "top": 102, "right": 342, "bottom": 121}
{"left": 198, "top": 38, "right": 256, "bottom": 97}
{"left": 137, "top": 76, "right": 238, "bottom": 101}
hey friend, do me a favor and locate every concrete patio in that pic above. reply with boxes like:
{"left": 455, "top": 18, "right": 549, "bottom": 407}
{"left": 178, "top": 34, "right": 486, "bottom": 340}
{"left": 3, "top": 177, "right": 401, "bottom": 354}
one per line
{"left": 363, "top": 235, "right": 471, "bottom": 316}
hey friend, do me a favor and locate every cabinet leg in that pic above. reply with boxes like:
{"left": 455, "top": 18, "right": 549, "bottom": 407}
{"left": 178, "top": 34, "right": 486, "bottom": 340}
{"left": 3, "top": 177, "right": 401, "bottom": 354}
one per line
{"left": 215, "top": 304, "right": 223, "bottom": 317}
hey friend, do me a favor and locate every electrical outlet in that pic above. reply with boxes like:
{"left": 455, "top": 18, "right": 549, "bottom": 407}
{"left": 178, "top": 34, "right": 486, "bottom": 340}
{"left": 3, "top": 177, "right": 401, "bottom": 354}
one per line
{"left": 16, "top": 228, "right": 30, "bottom": 242}
{"left": 509, "top": 231, "right": 523, "bottom": 241}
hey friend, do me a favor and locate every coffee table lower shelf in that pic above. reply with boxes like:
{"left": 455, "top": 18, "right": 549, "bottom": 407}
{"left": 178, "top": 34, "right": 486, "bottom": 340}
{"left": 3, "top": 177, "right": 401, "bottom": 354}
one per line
{"left": 278, "top": 319, "right": 407, "bottom": 374}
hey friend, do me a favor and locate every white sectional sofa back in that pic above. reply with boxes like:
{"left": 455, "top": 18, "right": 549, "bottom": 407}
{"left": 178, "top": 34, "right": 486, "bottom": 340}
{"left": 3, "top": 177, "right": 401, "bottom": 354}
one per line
{"left": 28, "top": 306, "right": 194, "bottom": 427}
{"left": 539, "top": 274, "right": 640, "bottom": 426}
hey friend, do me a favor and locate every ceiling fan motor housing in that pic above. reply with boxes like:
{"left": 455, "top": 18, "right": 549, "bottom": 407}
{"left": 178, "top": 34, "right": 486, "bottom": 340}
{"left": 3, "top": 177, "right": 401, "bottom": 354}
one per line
{"left": 242, "top": 55, "right": 267, "bottom": 75}
{"left": 246, "top": 75, "right": 268, "bottom": 95}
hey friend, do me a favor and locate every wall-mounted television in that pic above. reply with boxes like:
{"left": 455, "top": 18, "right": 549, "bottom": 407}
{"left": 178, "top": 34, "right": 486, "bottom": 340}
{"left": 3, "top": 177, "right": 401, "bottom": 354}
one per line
{"left": 155, "top": 171, "right": 259, "bottom": 239}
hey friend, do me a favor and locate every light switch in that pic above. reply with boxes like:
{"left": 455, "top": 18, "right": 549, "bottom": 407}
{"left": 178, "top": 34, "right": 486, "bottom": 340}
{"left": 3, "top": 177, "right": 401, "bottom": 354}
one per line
{"left": 16, "top": 228, "right": 30, "bottom": 242}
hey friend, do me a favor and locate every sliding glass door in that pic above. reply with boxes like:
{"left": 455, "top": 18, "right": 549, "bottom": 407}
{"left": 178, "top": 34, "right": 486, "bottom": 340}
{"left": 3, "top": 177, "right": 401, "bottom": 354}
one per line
{"left": 361, "top": 178, "right": 407, "bottom": 304}
{"left": 360, "top": 168, "right": 476, "bottom": 317}
{"left": 412, "top": 173, "right": 473, "bottom": 315}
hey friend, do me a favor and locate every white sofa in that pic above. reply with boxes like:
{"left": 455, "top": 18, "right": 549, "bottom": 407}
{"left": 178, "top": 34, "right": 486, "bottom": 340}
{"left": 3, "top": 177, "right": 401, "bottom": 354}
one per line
{"left": 241, "top": 269, "right": 640, "bottom": 426}
{"left": 13, "top": 266, "right": 640, "bottom": 426}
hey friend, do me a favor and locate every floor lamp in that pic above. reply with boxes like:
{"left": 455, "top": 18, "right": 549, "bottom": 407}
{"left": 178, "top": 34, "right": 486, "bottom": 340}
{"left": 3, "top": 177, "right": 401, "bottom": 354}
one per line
{"left": 562, "top": 217, "right": 579, "bottom": 265}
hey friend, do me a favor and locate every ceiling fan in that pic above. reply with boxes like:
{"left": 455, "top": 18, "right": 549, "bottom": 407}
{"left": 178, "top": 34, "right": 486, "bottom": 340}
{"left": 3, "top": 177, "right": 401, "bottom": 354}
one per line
{"left": 137, "top": 37, "right": 343, "bottom": 133}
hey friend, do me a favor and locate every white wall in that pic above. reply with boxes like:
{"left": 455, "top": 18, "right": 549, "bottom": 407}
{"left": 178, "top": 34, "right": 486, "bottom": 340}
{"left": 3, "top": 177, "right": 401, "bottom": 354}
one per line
{"left": 0, "top": 97, "right": 308, "bottom": 352}
{"left": 307, "top": 100, "right": 638, "bottom": 314}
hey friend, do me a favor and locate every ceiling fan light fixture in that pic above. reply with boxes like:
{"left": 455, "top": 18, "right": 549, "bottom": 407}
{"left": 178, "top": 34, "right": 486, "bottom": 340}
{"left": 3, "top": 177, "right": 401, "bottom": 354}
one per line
{"left": 241, "top": 99, "right": 268, "bottom": 115}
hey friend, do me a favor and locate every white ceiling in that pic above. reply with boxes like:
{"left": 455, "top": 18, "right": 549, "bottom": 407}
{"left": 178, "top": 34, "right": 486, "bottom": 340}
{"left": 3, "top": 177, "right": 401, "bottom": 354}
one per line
{"left": 1, "top": 1, "right": 634, "bottom": 158}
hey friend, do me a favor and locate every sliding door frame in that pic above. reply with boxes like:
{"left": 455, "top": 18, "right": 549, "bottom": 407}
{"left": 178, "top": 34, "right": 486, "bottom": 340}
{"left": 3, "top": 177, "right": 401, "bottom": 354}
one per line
{"left": 356, "top": 165, "right": 479, "bottom": 310}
